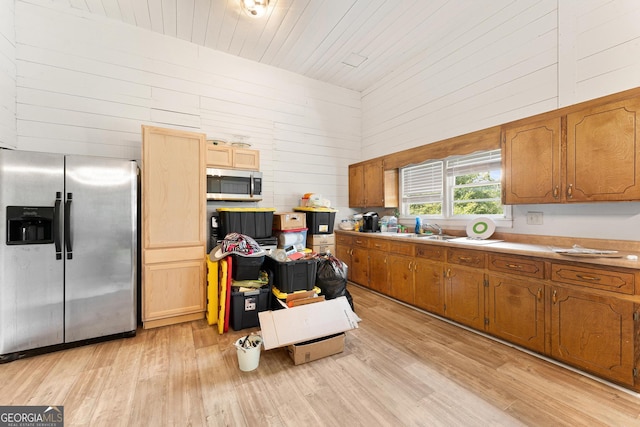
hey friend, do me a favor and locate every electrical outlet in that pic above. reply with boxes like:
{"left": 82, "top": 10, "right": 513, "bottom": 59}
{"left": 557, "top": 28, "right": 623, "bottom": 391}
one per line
{"left": 526, "top": 211, "right": 543, "bottom": 225}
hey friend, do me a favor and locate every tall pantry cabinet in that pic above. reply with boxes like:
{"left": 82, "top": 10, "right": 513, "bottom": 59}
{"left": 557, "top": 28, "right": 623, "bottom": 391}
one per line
{"left": 141, "top": 126, "right": 207, "bottom": 329}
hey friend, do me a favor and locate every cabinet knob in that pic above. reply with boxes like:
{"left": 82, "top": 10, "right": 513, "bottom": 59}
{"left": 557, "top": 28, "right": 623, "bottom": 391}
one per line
{"left": 537, "top": 288, "right": 542, "bottom": 301}
{"left": 552, "top": 289, "right": 557, "bottom": 304}
{"left": 553, "top": 185, "right": 559, "bottom": 199}
{"left": 506, "top": 263, "right": 522, "bottom": 270}
{"left": 567, "top": 184, "right": 573, "bottom": 198}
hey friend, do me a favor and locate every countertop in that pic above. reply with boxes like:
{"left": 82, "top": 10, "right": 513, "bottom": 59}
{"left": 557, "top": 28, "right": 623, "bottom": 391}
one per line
{"left": 335, "top": 230, "right": 640, "bottom": 270}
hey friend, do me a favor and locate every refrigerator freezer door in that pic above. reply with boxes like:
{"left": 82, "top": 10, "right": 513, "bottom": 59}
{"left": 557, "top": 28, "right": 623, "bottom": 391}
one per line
{"left": 0, "top": 150, "right": 65, "bottom": 355}
{"left": 64, "top": 156, "right": 137, "bottom": 343}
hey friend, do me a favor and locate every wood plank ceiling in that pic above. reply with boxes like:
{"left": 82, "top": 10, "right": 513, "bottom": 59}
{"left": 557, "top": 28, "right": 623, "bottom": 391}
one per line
{"left": 57, "top": 0, "right": 510, "bottom": 93}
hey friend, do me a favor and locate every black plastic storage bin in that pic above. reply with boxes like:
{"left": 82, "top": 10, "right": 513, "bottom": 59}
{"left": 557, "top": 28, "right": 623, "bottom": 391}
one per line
{"left": 218, "top": 208, "right": 276, "bottom": 239}
{"left": 230, "top": 286, "right": 270, "bottom": 330}
{"left": 293, "top": 207, "right": 337, "bottom": 234}
{"left": 232, "top": 254, "right": 265, "bottom": 280}
{"left": 264, "top": 256, "right": 318, "bottom": 293}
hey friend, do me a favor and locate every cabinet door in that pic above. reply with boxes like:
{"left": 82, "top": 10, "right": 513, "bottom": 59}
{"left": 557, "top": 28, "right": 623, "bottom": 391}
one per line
{"left": 143, "top": 259, "right": 206, "bottom": 321}
{"left": 368, "top": 239, "right": 390, "bottom": 294}
{"left": 369, "top": 250, "right": 389, "bottom": 294}
{"left": 348, "top": 164, "right": 365, "bottom": 207}
{"left": 143, "top": 127, "right": 206, "bottom": 249}
{"left": 414, "top": 258, "right": 444, "bottom": 315}
{"left": 550, "top": 286, "right": 636, "bottom": 386}
{"left": 363, "top": 160, "right": 384, "bottom": 207}
{"left": 388, "top": 254, "right": 414, "bottom": 304}
{"left": 335, "top": 235, "right": 352, "bottom": 281}
{"left": 567, "top": 97, "right": 640, "bottom": 202}
{"left": 206, "top": 145, "right": 234, "bottom": 168}
{"left": 487, "top": 275, "right": 545, "bottom": 353}
{"left": 502, "top": 117, "right": 562, "bottom": 204}
{"left": 350, "top": 246, "right": 369, "bottom": 286}
{"left": 444, "top": 266, "right": 485, "bottom": 330}
{"left": 233, "top": 148, "right": 260, "bottom": 170}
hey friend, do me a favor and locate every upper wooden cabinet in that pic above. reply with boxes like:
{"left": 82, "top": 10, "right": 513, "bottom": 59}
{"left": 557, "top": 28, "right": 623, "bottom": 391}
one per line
{"left": 503, "top": 94, "right": 640, "bottom": 204}
{"left": 206, "top": 145, "right": 260, "bottom": 170}
{"left": 348, "top": 159, "right": 398, "bottom": 208}
{"left": 566, "top": 97, "right": 640, "bottom": 202}
{"left": 502, "top": 117, "right": 562, "bottom": 204}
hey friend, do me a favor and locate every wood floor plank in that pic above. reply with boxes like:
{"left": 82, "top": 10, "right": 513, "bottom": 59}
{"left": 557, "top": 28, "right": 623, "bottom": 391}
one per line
{"left": 1, "top": 284, "right": 640, "bottom": 426}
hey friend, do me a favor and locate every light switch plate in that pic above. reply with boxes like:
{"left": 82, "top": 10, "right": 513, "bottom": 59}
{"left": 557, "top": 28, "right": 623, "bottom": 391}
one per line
{"left": 526, "top": 211, "right": 543, "bottom": 225}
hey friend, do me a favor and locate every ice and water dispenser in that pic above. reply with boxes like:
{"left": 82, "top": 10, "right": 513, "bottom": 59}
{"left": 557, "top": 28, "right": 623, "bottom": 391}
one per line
{"left": 6, "top": 206, "right": 54, "bottom": 244}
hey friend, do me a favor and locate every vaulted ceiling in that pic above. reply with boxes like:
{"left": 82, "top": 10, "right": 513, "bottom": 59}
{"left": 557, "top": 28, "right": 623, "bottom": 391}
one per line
{"left": 57, "top": 0, "right": 506, "bottom": 93}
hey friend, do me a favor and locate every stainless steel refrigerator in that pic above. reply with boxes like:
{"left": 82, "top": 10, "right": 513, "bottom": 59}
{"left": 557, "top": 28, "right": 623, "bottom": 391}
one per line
{"left": 0, "top": 149, "right": 137, "bottom": 361}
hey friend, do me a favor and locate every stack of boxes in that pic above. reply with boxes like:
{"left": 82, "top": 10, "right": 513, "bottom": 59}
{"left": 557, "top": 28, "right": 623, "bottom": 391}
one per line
{"left": 270, "top": 212, "right": 318, "bottom": 305}
{"left": 215, "top": 208, "right": 276, "bottom": 331}
{"left": 294, "top": 206, "right": 338, "bottom": 255}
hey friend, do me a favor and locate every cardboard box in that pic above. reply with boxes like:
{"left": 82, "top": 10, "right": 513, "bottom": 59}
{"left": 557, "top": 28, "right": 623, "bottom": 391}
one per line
{"left": 309, "top": 244, "right": 335, "bottom": 254}
{"left": 287, "top": 333, "right": 345, "bottom": 365}
{"left": 273, "top": 212, "right": 306, "bottom": 231}
{"left": 306, "top": 233, "right": 335, "bottom": 246}
{"left": 258, "top": 296, "right": 359, "bottom": 350}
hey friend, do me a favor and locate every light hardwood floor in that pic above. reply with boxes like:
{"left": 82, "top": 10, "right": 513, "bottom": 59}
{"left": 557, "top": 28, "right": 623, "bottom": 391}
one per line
{"left": 1, "top": 284, "right": 639, "bottom": 426}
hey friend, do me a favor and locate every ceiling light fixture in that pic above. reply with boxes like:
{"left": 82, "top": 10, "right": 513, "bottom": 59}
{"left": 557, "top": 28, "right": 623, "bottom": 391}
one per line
{"left": 241, "top": 0, "right": 270, "bottom": 18}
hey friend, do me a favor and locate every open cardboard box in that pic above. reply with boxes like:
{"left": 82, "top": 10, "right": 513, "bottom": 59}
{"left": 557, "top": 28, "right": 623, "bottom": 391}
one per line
{"left": 287, "top": 333, "right": 345, "bottom": 365}
{"left": 258, "top": 296, "right": 359, "bottom": 351}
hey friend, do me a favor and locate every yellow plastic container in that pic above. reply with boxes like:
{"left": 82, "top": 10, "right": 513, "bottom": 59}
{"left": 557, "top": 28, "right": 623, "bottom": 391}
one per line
{"left": 206, "top": 255, "right": 219, "bottom": 326}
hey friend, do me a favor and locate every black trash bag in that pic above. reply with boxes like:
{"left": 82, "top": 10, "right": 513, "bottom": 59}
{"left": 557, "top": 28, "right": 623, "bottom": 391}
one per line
{"left": 316, "top": 255, "right": 354, "bottom": 311}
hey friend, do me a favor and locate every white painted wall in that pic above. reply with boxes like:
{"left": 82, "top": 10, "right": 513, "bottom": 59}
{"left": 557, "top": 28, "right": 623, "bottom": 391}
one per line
{"left": 9, "top": 0, "right": 640, "bottom": 242}
{"left": 13, "top": 0, "right": 361, "bottom": 218}
{"left": 362, "top": 0, "right": 640, "bottom": 242}
{"left": 0, "top": 0, "right": 16, "bottom": 148}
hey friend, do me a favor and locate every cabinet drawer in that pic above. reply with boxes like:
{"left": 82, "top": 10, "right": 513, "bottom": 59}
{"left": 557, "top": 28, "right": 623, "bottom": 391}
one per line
{"left": 336, "top": 234, "right": 353, "bottom": 246}
{"left": 551, "top": 264, "right": 634, "bottom": 295}
{"left": 369, "top": 239, "right": 390, "bottom": 251}
{"left": 352, "top": 236, "right": 370, "bottom": 248}
{"left": 488, "top": 254, "right": 545, "bottom": 279}
{"left": 416, "top": 244, "right": 445, "bottom": 261}
{"left": 389, "top": 242, "right": 415, "bottom": 256}
{"left": 447, "top": 248, "right": 485, "bottom": 268}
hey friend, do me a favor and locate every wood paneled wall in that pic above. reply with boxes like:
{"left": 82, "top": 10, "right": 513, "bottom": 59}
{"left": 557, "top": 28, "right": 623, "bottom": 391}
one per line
{"left": 12, "top": 0, "right": 362, "bottom": 213}
{"left": 0, "top": 0, "right": 16, "bottom": 148}
{"left": 361, "top": 0, "right": 640, "bottom": 161}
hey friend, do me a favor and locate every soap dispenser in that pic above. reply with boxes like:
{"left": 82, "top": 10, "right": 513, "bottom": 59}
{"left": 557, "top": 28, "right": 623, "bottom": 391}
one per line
{"left": 415, "top": 216, "right": 422, "bottom": 234}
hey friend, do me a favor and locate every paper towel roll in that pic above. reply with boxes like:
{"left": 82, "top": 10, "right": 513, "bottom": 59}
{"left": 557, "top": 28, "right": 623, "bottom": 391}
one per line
{"left": 277, "top": 231, "right": 306, "bottom": 247}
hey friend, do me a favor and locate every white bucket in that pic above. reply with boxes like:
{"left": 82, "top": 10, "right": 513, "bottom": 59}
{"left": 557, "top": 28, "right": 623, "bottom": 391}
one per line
{"left": 235, "top": 335, "right": 263, "bottom": 372}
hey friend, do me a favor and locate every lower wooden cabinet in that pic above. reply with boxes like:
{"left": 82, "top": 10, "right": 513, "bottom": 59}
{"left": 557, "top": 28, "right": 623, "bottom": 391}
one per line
{"left": 143, "top": 259, "right": 206, "bottom": 327}
{"left": 443, "top": 248, "right": 485, "bottom": 329}
{"left": 414, "top": 245, "right": 445, "bottom": 315}
{"left": 444, "top": 265, "right": 485, "bottom": 330}
{"left": 335, "top": 232, "right": 640, "bottom": 392}
{"left": 550, "top": 286, "right": 636, "bottom": 386}
{"left": 369, "top": 240, "right": 390, "bottom": 294}
{"left": 335, "top": 234, "right": 353, "bottom": 281}
{"left": 487, "top": 274, "right": 546, "bottom": 353}
{"left": 388, "top": 242, "right": 416, "bottom": 304}
{"left": 335, "top": 234, "right": 370, "bottom": 287}
{"left": 350, "top": 236, "right": 370, "bottom": 286}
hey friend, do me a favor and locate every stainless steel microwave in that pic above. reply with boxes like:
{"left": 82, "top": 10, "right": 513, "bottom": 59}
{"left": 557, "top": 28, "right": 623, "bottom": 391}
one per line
{"left": 206, "top": 168, "right": 263, "bottom": 201}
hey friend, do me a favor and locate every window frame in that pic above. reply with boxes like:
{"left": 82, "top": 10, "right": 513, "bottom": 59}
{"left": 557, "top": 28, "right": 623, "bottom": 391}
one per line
{"left": 399, "top": 149, "right": 512, "bottom": 227}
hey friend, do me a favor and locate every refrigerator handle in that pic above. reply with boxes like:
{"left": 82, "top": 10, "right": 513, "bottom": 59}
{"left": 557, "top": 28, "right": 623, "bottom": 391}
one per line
{"left": 54, "top": 192, "right": 62, "bottom": 260}
{"left": 65, "top": 193, "right": 73, "bottom": 259}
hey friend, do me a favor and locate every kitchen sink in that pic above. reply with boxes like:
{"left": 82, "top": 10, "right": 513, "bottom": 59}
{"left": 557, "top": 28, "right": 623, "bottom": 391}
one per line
{"left": 418, "top": 234, "right": 457, "bottom": 241}
{"left": 397, "top": 234, "right": 457, "bottom": 240}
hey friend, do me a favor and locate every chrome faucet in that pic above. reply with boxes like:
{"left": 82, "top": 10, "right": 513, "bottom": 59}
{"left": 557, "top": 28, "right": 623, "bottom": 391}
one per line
{"left": 425, "top": 223, "right": 443, "bottom": 235}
